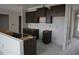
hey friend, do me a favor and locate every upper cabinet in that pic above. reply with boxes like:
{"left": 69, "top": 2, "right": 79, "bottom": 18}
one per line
{"left": 26, "top": 11, "right": 39, "bottom": 23}
{"left": 36, "top": 7, "right": 48, "bottom": 17}
{"left": 50, "top": 4, "right": 65, "bottom": 16}
{"left": 26, "top": 4, "right": 65, "bottom": 23}
{"left": 46, "top": 9, "right": 52, "bottom": 23}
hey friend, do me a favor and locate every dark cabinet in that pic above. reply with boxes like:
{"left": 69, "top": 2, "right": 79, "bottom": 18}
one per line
{"left": 11, "top": 32, "right": 30, "bottom": 38}
{"left": 23, "top": 36, "right": 36, "bottom": 55}
{"left": 46, "top": 16, "right": 52, "bottom": 23}
{"left": 42, "top": 30, "right": 52, "bottom": 44}
{"left": 26, "top": 12, "right": 33, "bottom": 23}
{"left": 26, "top": 4, "right": 65, "bottom": 23}
{"left": 36, "top": 7, "right": 48, "bottom": 17}
{"left": 26, "top": 11, "right": 39, "bottom": 23}
{"left": 46, "top": 5, "right": 65, "bottom": 23}
{"left": 50, "top": 4, "right": 65, "bottom": 16}
{"left": 23, "top": 28, "right": 39, "bottom": 39}
{"left": 46, "top": 9, "right": 52, "bottom": 23}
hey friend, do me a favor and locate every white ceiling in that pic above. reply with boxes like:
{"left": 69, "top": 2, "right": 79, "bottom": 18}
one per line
{"left": 0, "top": 4, "right": 41, "bottom": 12}
{"left": 17, "top": 4, "right": 41, "bottom": 8}
{"left": 17, "top": 4, "right": 57, "bottom": 8}
{"left": 17, "top": 4, "right": 57, "bottom": 11}
{"left": 0, "top": 4, "right": 57, "bottom": 12}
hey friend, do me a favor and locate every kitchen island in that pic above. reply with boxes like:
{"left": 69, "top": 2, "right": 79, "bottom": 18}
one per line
{"left": 0, "top": 31, "right": 36, "bottom": 55}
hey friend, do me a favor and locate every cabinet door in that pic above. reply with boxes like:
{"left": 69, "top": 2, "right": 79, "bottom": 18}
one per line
{"left": 46, "top": 16, "right": 52, "bottom": 23}
{"left": 28, "top": 12, "right": 34, "bottom": 23}
{"left": 46, "top": 9, "right": 52, "bottom": 23}
{"left": 42, "top": 30, "right": 52, "bottom": 44}
{"left": 24, "top": 38, "right": 36, "bottom": 55}
{"left": 51, "top": 4, "right": 65, "bottom": 16}
{"left": 26, "top": 12, "right": 29, "bottom": 23}
{"left": 26, "top": 11, "right": 39, "bottom": 23}
{"left": 36, "top": 7, "right": 48, "bottom": 17}
{"left": 33, "top": 11, "right": 39, "bottom": 23}
{"left": 26, "top": 12, "right": 34, "bottom": 23}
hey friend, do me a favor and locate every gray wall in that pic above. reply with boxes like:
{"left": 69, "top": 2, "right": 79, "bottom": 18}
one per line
{"left": 0, "top": 8, "right": 21, "bottom": 33}
{"left": 0, "top": 14, "right": 9, "bottom": 30}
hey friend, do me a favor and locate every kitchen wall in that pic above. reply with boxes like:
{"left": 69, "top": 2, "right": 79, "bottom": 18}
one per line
{"left": 0, "top": 4, "right": 67, "bottom": 50}
{"left": 0, "top": 7, "right": 21, "bottom": 33}
{"left": 24, "top": 5, "right": 65, "bottom": 47}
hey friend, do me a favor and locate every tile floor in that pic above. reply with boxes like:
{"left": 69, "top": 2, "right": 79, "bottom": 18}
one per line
{"left": 0, "top": 51, "right": 3, "bottom": 55}
{"left": 0, "top": 40, "right": 63, "bottom": 55}
{"left": 37, "top": 40, "right": 63, "bottom": 55}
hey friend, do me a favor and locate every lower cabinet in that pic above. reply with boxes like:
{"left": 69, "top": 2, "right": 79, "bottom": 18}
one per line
{"left": 0, "top": 32, "right": 36, "bottom": 55}
{"left": 23, "top": 28, "right": 39, "bottom": 39}
{"left": 42, "top": 30, "right": 52, "bottom": 44}
{"left": 23, "top": 37, "right": 36, "bottom": 55}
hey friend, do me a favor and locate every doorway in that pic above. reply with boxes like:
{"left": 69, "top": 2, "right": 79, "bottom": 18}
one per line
{"left": 0, "top": 14, "right": 9, "bottom": 31}
{"left": 19, "top": 16, "right": 21, "bottom": 34}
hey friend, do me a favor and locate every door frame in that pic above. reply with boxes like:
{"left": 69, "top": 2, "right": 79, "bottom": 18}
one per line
{"left": 63, "top": 4, "right": 72, "bottom": 50}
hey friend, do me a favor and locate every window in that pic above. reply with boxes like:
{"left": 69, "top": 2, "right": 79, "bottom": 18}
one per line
{"left": 73, "top": 12, "right": 79, "bottom": 38}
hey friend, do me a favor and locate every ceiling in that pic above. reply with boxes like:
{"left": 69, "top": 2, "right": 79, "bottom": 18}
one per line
{"left": 17, "top": 4, "right": 58, "bottom": 8}
{"left": 17, "top": 4, "right": 41, "bottom": 8}
{"left": 0, "top": 4, "right": 57, "bottom": 12}
{"left": 17, "top": 4, "right": 57, "bottom": 11}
